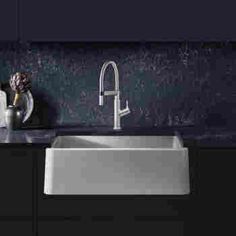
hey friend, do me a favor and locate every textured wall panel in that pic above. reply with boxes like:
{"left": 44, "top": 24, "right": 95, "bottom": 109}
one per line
{"left": 0, "top": 42, "right": 235, "bottom": 128}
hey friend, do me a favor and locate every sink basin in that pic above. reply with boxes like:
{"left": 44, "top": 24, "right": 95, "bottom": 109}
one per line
{"left": 44, "top": 136, "right": 190, "bottom": 195}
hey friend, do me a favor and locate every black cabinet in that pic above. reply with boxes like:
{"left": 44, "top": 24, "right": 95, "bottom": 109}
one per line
{"left": 19, "top": 0, "right": 236, "bottom": 41}
{"left": 20, "top": 0, "right": 143, "bottom": 41}
{"left": 191, "top": 148, "right": 236, "bottom": 235}
{"left": 0, "top": 0, "right": 17, "bottom": 41}
{"left": 0, "top": 148, "right": 32, "bottom": 217}
{"left": 1, "top": 0, "right": 236, "bottom": 41}
{"left": 0, "top": 147, "right": 33, "bottom": 236}
{"left": 20, "top": 0, "right": 160, "bottom": 41}
{"left": 0, "top": 221, "right": 32, "bottom": 236}
{"left": 197, "top": 149, "right": 236, "bottom": 197}
{"left": 38, "top": 220, "right": 184, "bottom": 236}
{"left": 19, "top": 0, "right": 160, "bottom": 42}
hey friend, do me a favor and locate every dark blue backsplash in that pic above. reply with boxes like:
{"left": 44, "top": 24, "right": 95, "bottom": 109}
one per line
{"left": 0, "top": 42, "right": 235, "bottom": 128}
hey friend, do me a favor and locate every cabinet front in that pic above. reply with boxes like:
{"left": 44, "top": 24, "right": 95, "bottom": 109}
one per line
{"left": 0, "top": 0, "right": 17, "bottom": 41}
{"left": 192, "top": 149, "right": 236, "bottom": 235}
{"left": 0, "top": 221, "right": 32, "bottom": 236}
{"left": 20, "top": 0, "right": 144, "bottom": 41}
{"left": 19, "top": 0, "right": 236, "bottom": 41}
{"left": 0, "top": 148, "right": 32, "bottom": 217}
{"left": 38, "top": 220, "right": 184, "bottom": 236}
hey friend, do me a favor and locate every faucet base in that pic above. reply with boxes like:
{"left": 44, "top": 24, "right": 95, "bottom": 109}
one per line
{"left": 113, "top": 126, "right": 121, "bottom": 131}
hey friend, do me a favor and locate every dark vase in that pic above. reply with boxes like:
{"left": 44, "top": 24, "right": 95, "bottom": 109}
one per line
{"left": 5, "top": 105, "right": 24, "bottom": 130}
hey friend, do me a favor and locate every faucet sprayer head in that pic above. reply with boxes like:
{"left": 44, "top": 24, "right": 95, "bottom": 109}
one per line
{"left": 99, "top": 93, "right": 104, "bottom": 106}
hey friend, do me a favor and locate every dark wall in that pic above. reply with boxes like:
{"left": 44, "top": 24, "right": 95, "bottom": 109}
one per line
{"left": 0, "top": 42, "right": 235, "bottom": 128}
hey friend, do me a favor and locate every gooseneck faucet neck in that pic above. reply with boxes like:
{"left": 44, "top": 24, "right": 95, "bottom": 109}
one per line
{"left": 99, "top": 61, "right": 119, "bottom": 100}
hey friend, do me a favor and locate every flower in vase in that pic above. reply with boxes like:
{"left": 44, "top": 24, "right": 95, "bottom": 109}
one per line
{"left": 9, "top": 72, "right": 31, "bottom": 106}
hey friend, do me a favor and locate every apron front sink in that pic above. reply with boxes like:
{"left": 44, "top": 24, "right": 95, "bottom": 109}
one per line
{"left": 44, "top": 136, "right": 190, "bottom": 195}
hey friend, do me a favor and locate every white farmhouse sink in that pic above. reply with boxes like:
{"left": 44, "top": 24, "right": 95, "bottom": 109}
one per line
{"left": 44, "top": 136, "right": 190, "bottom": 195}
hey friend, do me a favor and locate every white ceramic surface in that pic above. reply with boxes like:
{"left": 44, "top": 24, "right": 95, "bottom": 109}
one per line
{"left": 44, "top": 136, "right": 190, "bottom": 195}
{"left": 0, "top": 87, "right": 7, "bottom": 127}
{"left": 22, "top": 90, "right": 34, "bottom": 123}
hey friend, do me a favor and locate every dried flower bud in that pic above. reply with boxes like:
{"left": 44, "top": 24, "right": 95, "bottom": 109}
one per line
{"left": 10, "top": 72, "right": 31, "bottom": 93}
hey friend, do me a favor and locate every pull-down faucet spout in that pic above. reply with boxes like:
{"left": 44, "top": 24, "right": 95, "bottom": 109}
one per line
{"left": 99, "top": 61, "right": 119, "bottom": 106}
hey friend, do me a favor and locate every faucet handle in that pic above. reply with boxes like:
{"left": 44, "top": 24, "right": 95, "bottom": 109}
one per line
{"left": 125, "top": 100, "right": 129, "bottom": 110}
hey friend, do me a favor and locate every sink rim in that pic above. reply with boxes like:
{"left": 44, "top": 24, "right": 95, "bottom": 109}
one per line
{"left": 47, "top": 148, "right": 188, "bottom": 151}
{"left": 48, "top": 135, "right": 186, "bottom": 150}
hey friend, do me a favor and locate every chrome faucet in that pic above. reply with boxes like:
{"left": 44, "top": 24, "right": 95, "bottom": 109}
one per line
{"left": 99, "top": 61, "right": 130, "bottom": 130}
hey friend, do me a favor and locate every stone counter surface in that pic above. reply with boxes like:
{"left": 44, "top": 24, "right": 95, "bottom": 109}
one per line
{"left": 0, "top": 128, "right": 56, "bottom": 146}
{"left": 0, "top": 126, "right": 236, "bottom": 147}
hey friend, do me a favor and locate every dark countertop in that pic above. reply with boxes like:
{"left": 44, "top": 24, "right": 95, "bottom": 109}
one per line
{"left": 0, "top": 128, "right": 56, "bottom": 146}
{"left": 1, "top": 126, "right": 236, "bottom": 148}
